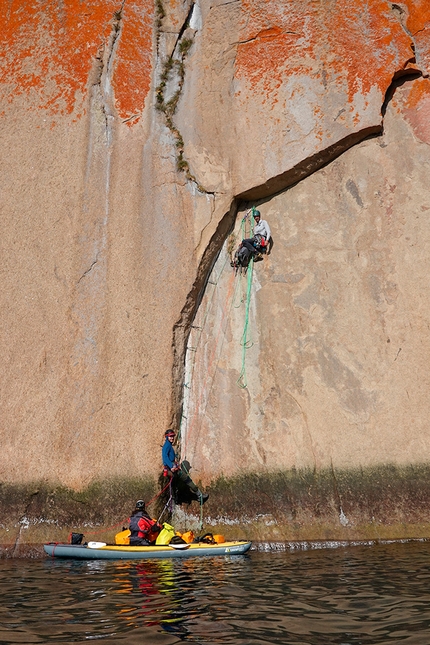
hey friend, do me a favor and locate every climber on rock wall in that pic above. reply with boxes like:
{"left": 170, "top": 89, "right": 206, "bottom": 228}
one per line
{"left": 233, "top": 209, "right": 272, "bottom": 269}
{"left": 241, "top": 210, "right": 271, "bottom": 259}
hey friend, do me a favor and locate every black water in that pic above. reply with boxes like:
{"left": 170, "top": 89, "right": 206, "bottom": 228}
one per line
{"left": 2, "top": 542, "right": 430, "bottom": 644}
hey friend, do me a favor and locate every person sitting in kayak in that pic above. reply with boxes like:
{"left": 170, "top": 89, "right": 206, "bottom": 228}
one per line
{"left": 162, "top": 430, "right": 209, "bottom": 505}
{"left": 129, "top": 500, "right": 161, "bottom": 546}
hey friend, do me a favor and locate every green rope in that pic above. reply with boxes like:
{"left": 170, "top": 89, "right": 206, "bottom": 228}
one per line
{"left": 237, "top": 257, "right": 254, "bottom": 388}
{"left": 199, "top": 499, "right": 204, "bottom": 531}
{"left": 237, "top": 207, "right": 257, "bottom": 389}
{"left": 178, "top": 248, "right": 234, "bottom": 446}
{"left": 233, "top": 268, "right": 245, "bottom": 308}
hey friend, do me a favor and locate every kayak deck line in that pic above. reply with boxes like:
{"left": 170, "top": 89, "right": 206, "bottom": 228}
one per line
{"left": 44, "top": 540, "right": 252, "bottom": 560}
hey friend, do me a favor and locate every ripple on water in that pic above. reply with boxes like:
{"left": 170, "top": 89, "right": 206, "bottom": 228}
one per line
{"left": 1, "top": 542, "right": 430, "bottom": 644}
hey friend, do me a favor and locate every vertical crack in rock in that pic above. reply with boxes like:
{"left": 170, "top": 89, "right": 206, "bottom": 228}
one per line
{"left": 170, "top": 4, "right": 428, "bottom": 456}
{"left": 86, "top": 2, "right": 124, "bottom": 207}
{"left": 102, "top": 4, "right": 125, "bottom": 146}
{"left": 171, "top": 201, "right": 238, "bottom": 430}
{"left": 99, "top": 2, "right": 125, "bottom": 216}
{"left": 389, "top": 3, "right": 413, "bottom": 38}
{"left": 77, "top": 254, "right": 99, "bottom": 284}
{"left": 194, "top": 193, "right": 218, "bottom": 253}
{"left": 381, "top": 70, "right": 422, "bottom": 116}
{"left": 69, "top": 5, "right": 125, "bottom": 429}
{"left": 388, "top": 2, "right": 428, "bottom": 77}
{"left": 81, "top": 1, "right": 125, "bottom": 242}
{"left": 156, "top": 2, "right": 213, "bottom": 193}
{"left": 155, "top": 0, "right": 166, "bottom": 37}
{"left": 171, "top": 2, "right": 196, "bottom": 56}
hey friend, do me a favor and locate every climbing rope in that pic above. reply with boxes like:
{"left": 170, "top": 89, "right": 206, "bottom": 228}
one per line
{"left": 178, "top": 247, "right": 238, "bottom": 450}
{"left": 237, "top": 207, "right": 257, "bottom": 389}
{"left": 237, "top": 256, "right": 254, "bottom": 388}
{"left": 169, "top": 206, "right": 258, "bottom": 528}
{"left": 181, "top": 267, "right": 240, "bottom": 459}
{"left": 156, "top": 495, "right": 173, "bottom": 525}
{"left": 182, "top": 206, "right": 259, "bottom": 452}
{"left": 146, "top": 478, "right": 172, "bottom": 508}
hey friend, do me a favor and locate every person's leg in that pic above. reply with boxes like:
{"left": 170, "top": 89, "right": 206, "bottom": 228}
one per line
{"left": 177, "top": 469, "right": 198, "bottom": 493}
{"left": 242, "top": 239, "right": 256, "bottom": 254}
{"left": 177, "top": 469, "right": 209, "bottom": 504}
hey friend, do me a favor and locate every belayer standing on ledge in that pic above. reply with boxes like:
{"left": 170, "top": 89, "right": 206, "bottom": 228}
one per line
{"left": 162, "top": 430, "right": 209, "bottom": 505}
{"left": 162, "top": 429, "right": 180, "bottom": 475}
{"left": 128, "top": 500, "right": 161, "bottom": 546}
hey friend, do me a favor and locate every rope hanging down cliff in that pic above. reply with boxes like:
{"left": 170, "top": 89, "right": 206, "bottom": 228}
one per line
{"left": 176, "top": 206, "right": 270, "bottom": 503}
{"left": 182, "top": 206, "right": 270, "bottom": 447}
{"left": 237, "top": 209, "right": 256, "bottom": 389}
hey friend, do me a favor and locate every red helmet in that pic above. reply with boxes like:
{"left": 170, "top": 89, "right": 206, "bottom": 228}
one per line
{"left": 165, "top": 429, "right": 176, "bottom": 437}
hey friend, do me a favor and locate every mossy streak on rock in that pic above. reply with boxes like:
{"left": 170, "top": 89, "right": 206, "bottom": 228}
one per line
{"left": 155, "top": 13, "right": 207, "bottom": 192}
{"left": 3, "top": 464, "right": 430, "bottom": 551}
{"left": 206, "top": 464, "right": 430, "bottom": 532}
{"left": 0, "top": 477, "right": 157, "bottom": 549}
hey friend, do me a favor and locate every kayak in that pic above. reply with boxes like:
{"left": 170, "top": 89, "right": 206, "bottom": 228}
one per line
{"left": 44, "top": 540, "right": 252, "bottom": 560}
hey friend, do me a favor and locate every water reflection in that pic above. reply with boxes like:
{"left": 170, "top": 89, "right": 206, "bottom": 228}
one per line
{"left": 115, "top": 560, "right": 186, "bottom": 634}
{"left": 112, "top": 556, "right": 253, "bottom": 640}
{"left": 1, "top": 542, "right": 430, "bottom": 643}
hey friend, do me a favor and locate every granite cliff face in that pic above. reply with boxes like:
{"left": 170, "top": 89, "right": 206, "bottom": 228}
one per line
{"left": 1, "top": 0, "right": 430, "bottom": 504}
{"left": 184, "top": 77, "right": 430, "bottom": 484}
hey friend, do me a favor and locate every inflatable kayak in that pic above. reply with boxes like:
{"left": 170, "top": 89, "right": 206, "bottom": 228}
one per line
{"left": 44, "top": 540, "right": 252, "bottom": 560}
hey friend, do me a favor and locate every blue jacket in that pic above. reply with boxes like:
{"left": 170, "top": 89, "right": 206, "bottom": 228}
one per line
{"left": 162, "top": 439, "right": 177, "bottom": 469}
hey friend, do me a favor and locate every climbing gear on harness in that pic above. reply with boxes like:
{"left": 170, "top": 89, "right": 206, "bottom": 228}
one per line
{"left": 231, "top": 207, "right": 267, "bottom": 272}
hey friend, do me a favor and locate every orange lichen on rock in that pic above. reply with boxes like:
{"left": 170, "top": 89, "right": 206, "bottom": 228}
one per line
{"left": 402, "top": 0, "right": 430, "bottom": 35}
{"left": 112, "top": 0, "right": 154, "bottom": 122}
{"left": 235, "top": 0, "right": 413, "bottom": 104}
{"left": 399, "top": 77, "right": 430, "bottom": 145}
{"left": 402, "top": 0, "right": 430, "bottom": 75}
{"left": 1, "top": 0, "right": 153, "bottom": 122}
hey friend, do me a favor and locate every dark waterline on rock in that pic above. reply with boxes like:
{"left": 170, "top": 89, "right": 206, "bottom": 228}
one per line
{"left": 2, "top": 541, "right": 430, "bottom": 644}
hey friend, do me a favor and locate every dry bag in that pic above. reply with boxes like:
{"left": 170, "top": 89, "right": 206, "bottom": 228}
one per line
{"left": 155, "top": 522, "right": 175, "bottom": 545}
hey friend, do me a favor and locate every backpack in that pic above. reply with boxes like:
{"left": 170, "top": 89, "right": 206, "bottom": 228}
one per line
{"left": 155, "top": 522, "right": 176, "bottom": 545}
{"left": 235, "top": 245, "right": 252, "bottom": 268}
{"left": 169, "top": 535, "right": 187, "bottom": 544}
{"left": 70, "top": 532, "right": 84, "bottom": 545}
{"left": 115, "top": 529, "right": 131, "bottom": 545}
{"left": 194, "top": 532, "right": 216, "bottom": 544}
